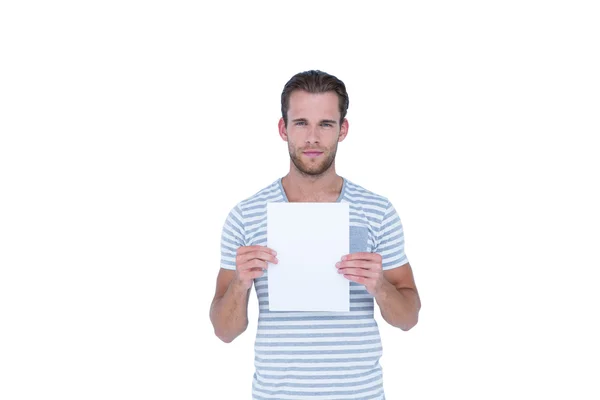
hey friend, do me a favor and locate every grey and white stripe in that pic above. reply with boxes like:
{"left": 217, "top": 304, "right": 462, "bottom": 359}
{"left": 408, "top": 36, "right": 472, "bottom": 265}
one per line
{"left": 220, "top": 177, "right": 409, "bottom": 399}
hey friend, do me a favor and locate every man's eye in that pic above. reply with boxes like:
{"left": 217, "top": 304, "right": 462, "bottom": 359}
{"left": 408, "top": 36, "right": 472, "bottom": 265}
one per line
{"left": 295, "top": 121, "right": 306, "bottom": 126}
{"left": 321, "top": 123, "right": 332, "bottom": 127}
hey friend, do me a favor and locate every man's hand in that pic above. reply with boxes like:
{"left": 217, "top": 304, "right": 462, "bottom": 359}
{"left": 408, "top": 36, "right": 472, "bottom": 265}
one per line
{"left": 336, "top": 252, "right": 385, "bottom": 296}
{"left": 234, "top": 246, "right": 278, "bottom": 290}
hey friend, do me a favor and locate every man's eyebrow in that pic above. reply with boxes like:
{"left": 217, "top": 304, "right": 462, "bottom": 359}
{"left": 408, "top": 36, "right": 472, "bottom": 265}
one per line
{"left": 290, "top": 118, "right": 338, "bottom": 125}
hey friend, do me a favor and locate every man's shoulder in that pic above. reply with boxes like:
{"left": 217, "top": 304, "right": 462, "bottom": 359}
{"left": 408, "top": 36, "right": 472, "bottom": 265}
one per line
{"left": 229, "top": 178, "right": 283, "bottom": 214}
{"left": 343, "top": 178, "right": 391, "bottom": 208}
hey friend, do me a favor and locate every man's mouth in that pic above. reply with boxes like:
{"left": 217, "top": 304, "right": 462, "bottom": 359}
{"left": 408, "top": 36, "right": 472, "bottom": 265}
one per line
{"left": 303, "top": 151, "right": 323, "bottom": 158}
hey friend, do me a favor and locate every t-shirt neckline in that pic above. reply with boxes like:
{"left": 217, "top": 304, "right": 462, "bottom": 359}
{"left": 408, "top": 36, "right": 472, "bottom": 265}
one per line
{"left": 277, "top": 176, "right": 346, "bottom": 203}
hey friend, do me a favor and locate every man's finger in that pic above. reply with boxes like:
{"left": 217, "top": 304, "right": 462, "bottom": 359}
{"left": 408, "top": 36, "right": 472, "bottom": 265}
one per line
{"left": 337, "top": 267, "right": 378, "bottom": 278}
{"left": 238, "top": 260, "right": 269, "bottom": 273}
{"left": 336, "top": 260, "right": 379, "bottom": 270}
{"left": 241, "top": 268, "right": 266, "bottom": 281}
{"left": 250, "top": 269, "right": 266, "bottom": 279}
{"left": 341, "top": 252, "right": 382, "bottom": 262}
{"left": 343, "top": 274, "right": 366, "bottom": 285}
{"left": 236, "top": 250, "right": 278, "bottom": 265}
{"left": 237, "top": 245, "right": 277, "bottom": 256}
{"left": 248, "top": 259, "right": 268, "bottom": 270}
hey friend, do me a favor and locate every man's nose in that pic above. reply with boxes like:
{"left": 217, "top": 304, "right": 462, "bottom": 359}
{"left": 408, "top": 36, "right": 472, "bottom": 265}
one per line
{"left": 306, "top": 127, "right": 320, "bottom": 144}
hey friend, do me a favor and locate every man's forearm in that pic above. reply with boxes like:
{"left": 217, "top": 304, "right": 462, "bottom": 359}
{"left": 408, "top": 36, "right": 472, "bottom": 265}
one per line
{"left": 210, "top": 280, "right": 251, "bottom": 343}
{"left": 374, "top": 280, "right": 421, "bottom": 331}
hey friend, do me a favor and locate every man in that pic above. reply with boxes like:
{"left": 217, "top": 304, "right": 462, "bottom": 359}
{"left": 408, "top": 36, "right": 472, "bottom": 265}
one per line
{"left": 210, "top": 70, "right": 421, "bottom": 399}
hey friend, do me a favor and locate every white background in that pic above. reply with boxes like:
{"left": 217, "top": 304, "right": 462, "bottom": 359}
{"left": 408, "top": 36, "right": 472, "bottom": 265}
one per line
{"left": 1, "top": 1, "right": 599, "bottom": 399}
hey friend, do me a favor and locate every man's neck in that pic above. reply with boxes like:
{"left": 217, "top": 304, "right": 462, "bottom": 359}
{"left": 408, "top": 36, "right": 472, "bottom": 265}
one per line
{"left": 281, "top": 169, "right": 343, "bottom": 203}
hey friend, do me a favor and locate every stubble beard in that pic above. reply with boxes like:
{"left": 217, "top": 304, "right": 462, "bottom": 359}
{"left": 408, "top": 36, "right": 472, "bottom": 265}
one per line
{"left": 289, "top": 141, "right": 338, "bottom": 177}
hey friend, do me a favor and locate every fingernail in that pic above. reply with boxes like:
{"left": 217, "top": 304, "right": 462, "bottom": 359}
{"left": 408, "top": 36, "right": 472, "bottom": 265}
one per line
{"left": 341, "top": 256, "right": 347, "bottom": 261}
{"left": 335, "top": 262, "right": 340, "bottom": 267}
{"left": 272, "top": 250, "right": 277, "bottom": 255}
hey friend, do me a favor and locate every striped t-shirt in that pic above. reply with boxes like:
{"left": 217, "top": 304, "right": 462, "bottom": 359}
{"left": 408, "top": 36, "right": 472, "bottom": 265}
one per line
{"left": 219, "top": 176, "right": 409, "bottom": 400}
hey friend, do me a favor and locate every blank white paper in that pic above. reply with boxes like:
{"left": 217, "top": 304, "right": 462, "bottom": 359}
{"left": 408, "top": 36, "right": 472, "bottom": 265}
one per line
{"left": 267, "top": 202, "right": 350, "bottom": 312}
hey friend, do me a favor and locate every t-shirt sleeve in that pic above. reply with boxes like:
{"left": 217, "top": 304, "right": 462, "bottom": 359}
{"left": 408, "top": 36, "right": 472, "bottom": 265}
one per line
{"left": 374, "top": 200, "right": 409, "bottom": 271}
{"left": 219, "top": 204, "right": 246, "bottom": 271}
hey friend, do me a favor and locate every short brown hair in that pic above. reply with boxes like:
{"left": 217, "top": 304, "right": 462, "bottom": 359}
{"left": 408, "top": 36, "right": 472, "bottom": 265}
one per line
{"left": 281, "top": 70, "right": 349, "bottom": 126}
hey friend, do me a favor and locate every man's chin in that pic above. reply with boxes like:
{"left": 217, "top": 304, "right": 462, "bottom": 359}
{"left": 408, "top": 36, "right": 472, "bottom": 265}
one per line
{"left": 291, "top": 156, "right": 333, "bottom": 176}
{"left": 299, "top": 166, "right": 328, "bottom": 176}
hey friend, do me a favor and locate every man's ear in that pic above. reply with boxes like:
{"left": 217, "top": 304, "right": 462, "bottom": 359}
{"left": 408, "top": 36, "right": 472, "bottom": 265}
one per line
{"left": 278, "top": 118, "right": 288, "bottom": 141}
{"left": 338, "top": 118, "right": 349, "bottom": 142}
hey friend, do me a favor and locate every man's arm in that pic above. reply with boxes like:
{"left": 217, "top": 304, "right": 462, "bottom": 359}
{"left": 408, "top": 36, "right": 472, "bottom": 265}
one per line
{"left": 209, "top": 268, "right": 251, "bottom": 343}
{"left": 337, "top": 255, "right": 420, "bottom": 331}
{"left": 371, "top": 199, "right": 420, "bottom": 330}
{"left": 210, "top": 246, "right": 277, "bottom": 343}
{"left": 375, "top": 262, "right": 421, "bottom": 331}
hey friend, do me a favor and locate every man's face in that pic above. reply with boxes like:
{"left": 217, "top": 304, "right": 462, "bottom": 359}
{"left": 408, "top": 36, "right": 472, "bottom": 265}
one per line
{"left": 280, "top": 90, "right": 348, "bottom": 177}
